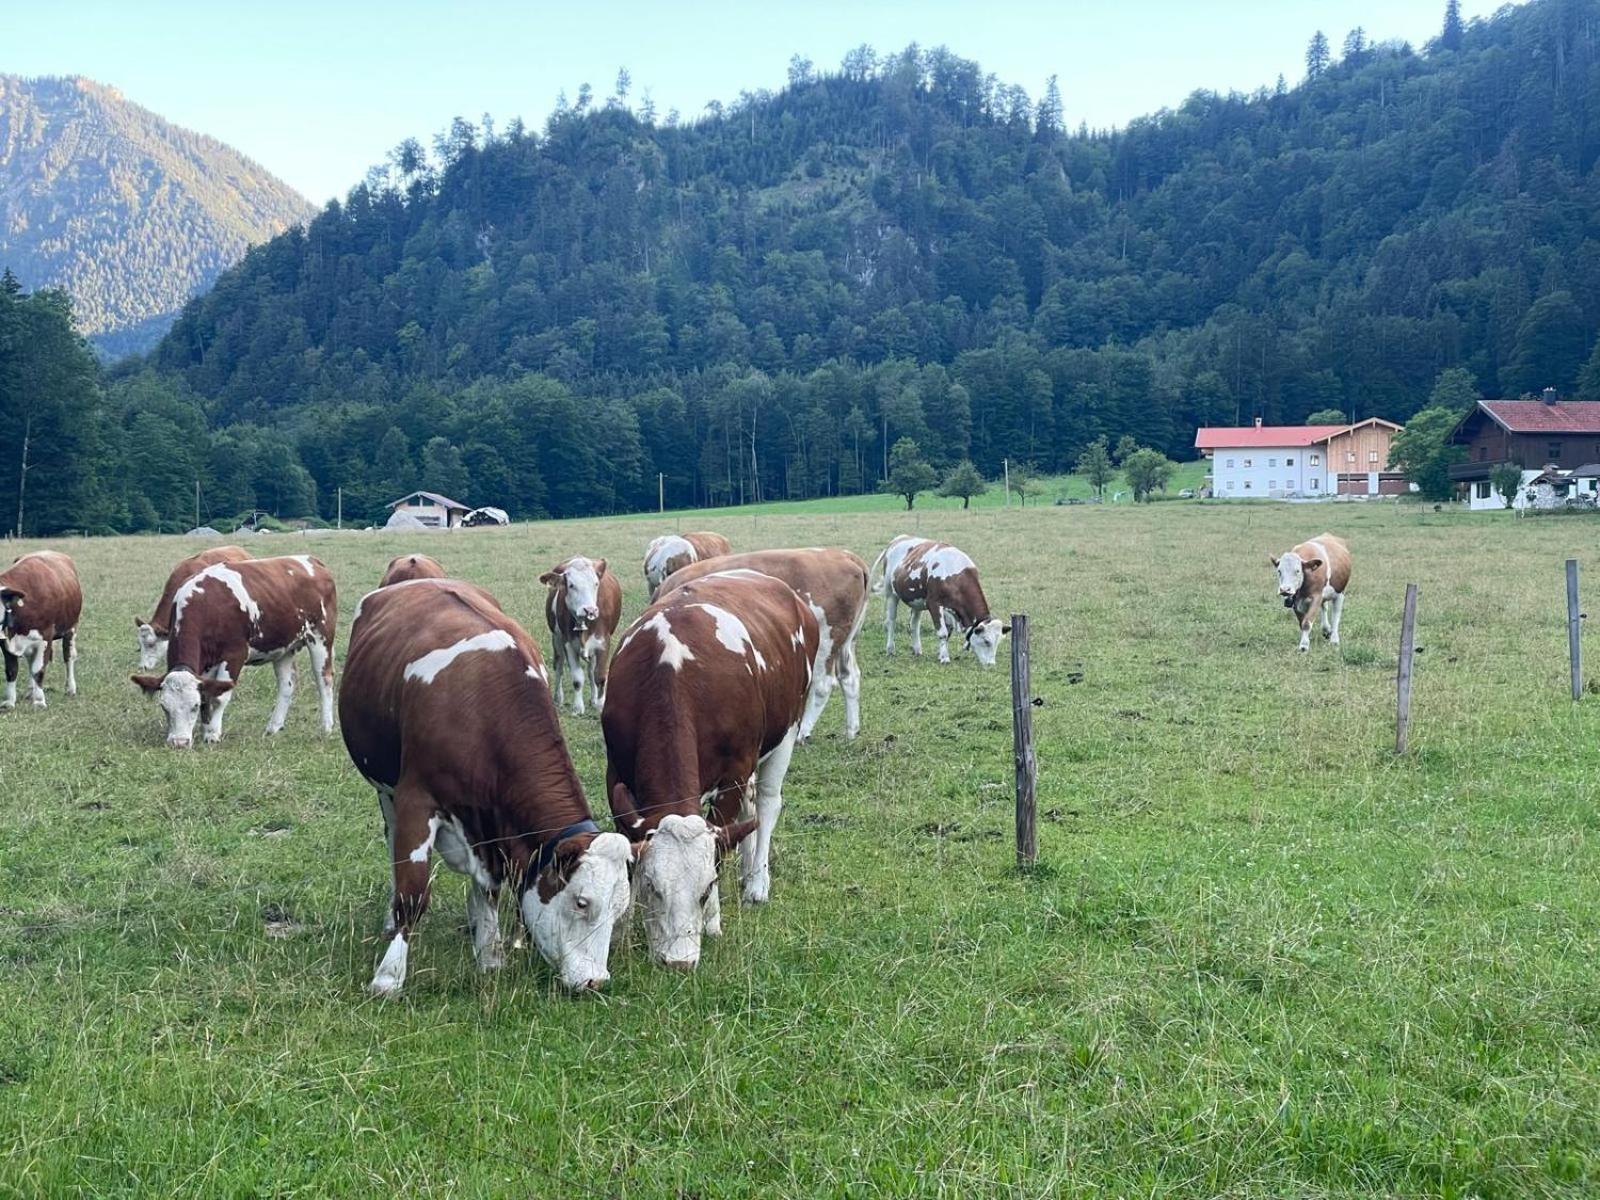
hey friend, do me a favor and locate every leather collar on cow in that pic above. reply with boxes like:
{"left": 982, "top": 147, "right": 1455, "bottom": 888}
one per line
{"left": 534, "top": 817, "right": 600, "bottom": 877}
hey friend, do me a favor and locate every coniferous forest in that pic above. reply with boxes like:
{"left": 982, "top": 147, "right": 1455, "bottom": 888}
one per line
{"left": 8, "top": 0, "right": 1600, "bottom": 534}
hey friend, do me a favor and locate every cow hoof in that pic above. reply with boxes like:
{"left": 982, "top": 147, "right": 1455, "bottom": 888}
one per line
{"left": 0, "top": 701, "right": 13, "bottom": 712}
{"left": 30, "top": 696, "right": 46, "bottom": 709}
{"left": 477, "top": 950, "right": 506, "bottom": 972}
{"left": 741, "top": 887, "right": 771, "bottom": 906}
{"left": 369, "top": 975, "right": 404, "bottom": 998}
{"left": 1330, "top": 636, "right": 1340, "bottom": 646}
{"left": 203, "top": 732, "right": 222, "bottom": 744}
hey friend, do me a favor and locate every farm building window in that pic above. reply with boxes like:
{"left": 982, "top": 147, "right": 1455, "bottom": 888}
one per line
{"left": 1242, "top": 457, "right": 1253, "bottom": 468}
{"left": 1475, "top": 481, "right": 1491, "bottom": 500}
{"left": 1268, "top": 457, "right": 1277, "bottom": 468}
{"left": 1286, "top": 457, "right": 1294, "bottom": 466}
{"left": 1227, "top": 480, "right": 1235, "bottom": 490}
{"left": 1310, "top": 454, "right": 1321, "bottom": 466}
{"left": 1549, "top": 442, "right": 1563, "bottom": 460}
{"left": 1226, "top": 458, "right": 1235, "bottom": 468}
{"left": 1268, "top": 480, "right": 1277, "bottom": 490}
{"left": 1243, "top": 481, "right": 1252, "bottom": 490}
{"left": 1309, "top": 478, "right": 1319, "bottom": 490}
{"left": 1368, "top": 450, "right": 1379, "bottom": 464}
{"left": 1347, "top": 451, "right": 1356, "bottom": 462}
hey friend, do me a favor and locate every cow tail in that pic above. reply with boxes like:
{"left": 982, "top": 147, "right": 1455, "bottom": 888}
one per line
{"left": 868, "top": 546, "right": 892, "bottom": 598}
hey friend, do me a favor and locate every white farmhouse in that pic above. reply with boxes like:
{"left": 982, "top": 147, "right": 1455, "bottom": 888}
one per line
{"left": 1195, "top": 417, "right": 1404, "bottom": 499}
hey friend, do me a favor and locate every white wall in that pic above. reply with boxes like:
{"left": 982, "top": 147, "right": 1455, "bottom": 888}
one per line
{"left": 1209, "top": 446, "right": 1334, "bottom": 499}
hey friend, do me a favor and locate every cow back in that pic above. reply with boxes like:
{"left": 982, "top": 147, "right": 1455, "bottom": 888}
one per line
{"left": 380, "top": 554, "right": 446, "bottom": 587}
{"left": 152, "top": 546, "right": 251, "bottom": 633}
{"left": 168, "top": 555, "right": 336, "bottom": 673}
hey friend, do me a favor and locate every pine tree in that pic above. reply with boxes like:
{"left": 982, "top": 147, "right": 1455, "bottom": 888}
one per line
{"left": 1440, "top": 0, "right": 1464, "bottom": 52}
{"left": 1035, "top": 75, "right": 1063, "bottom": 137}
{"left": 1306, "top": 31, "right": 1331, "bottom": 79}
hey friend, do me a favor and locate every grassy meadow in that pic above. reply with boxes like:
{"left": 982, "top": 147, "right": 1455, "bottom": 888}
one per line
{"left": 2, "top": 497, "right": 1599, "bottom": 1197}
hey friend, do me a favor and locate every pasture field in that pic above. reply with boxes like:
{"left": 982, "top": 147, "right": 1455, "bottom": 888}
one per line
{"left": 2, "top": 501, "right": 1599, "bottom": 1198}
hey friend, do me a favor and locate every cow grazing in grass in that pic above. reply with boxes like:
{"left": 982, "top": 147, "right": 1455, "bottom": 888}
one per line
{"left": 872, "top": 535, "right": 1008, "bottom": 666}
{"left": 340, "top": 577, "right": 632, "bottom": 996}
{"left": 1, "top": 551, "right": 83, "bottom": 709}
{"left": 602, "top": 568, "right": 822, "bottom": 968}
{"left": 135, "top": 545, "right": 252, "bottom": 670}
{"left": 541, "top": 556, "right": 622, "bottom": 716}
{"left": 643, "top": 531, "right": 731, "bottom": 599}
{"left": 131, "top": 556, "right": 337, "bottom": 747}
{"left": 663, "top": 547, "right": 869, "bottom": 740}
{"left": 1270, "top": 533, "right": 1351, "bottom": 652}
{"left": 380, "top": 553, "right": 446, "bottom": 587}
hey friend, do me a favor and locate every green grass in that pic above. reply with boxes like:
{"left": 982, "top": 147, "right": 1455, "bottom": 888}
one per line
{"left": 3, "top": 500, "right": 1599, "bottom": 1196}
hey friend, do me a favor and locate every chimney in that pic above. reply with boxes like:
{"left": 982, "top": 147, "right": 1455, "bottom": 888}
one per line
{"left": 1254, "top": 416, "right": 1262, "bottom": 428}
{"left": 1543, "top": 387, "right": 1559, "bottom": 406}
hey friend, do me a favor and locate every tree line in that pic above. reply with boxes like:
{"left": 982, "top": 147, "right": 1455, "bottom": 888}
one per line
{"left": 9, "top": 0, "right": 1600, "bottom": 533}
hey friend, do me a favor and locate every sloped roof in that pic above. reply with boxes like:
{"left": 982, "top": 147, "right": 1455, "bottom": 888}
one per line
{"left": 1477, "top": 400, "right": 1600, "bottom": 434}
{"left": 388, "top": 490, "right": 469, "bottom": 511}
{"left": 1194, "top": 425, "right": 1348, "bottom": 449}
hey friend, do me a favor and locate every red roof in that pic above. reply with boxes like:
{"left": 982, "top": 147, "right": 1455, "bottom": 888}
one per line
{"left": 1478, "top": 400, "right": 1600, "bottom": 434}
{"left": 1194, "top": 424, "right": 1347, "bottom": 450}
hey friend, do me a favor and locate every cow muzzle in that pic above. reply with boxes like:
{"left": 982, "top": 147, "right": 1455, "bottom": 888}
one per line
{"left": 167, "top": 736, "right": 193, "bottom": 750}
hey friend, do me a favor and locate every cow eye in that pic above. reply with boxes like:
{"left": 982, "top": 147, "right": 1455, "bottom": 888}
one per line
{"left": 573, "top": 895, "right": 590, "bottom": 911}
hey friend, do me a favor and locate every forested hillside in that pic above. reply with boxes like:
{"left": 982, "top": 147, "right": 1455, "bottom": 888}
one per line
{"left": 12, "top": 0, "right": 1600, "bottom": 533}
{"left": 0, "top": 75, "right": 313, "bottom": 356}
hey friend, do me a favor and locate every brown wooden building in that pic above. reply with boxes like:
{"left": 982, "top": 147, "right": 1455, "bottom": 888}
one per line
{"left": 1449, "top": 396, "right": 1600, "bottom": 507}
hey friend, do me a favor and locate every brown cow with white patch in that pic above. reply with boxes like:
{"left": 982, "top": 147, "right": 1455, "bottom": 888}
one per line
{"left": 340, "top": 577, "right": 632, "bottom": 996}
{"left": 131, "top": 555, "right": 337, "bottom": 747}
{"left": 662, "top": 547, "right": 869, "bottom": 740}
{"left": 602, "top": 568, "right": 823, "bottom": 968}
{"left": 135, "top": 545, "right": 252, "bottom": 670}
{"left": 643, "top": 531, "right": 731, "bottom": 599}
{"left": 871, "top": 534, "right": 1008, "bottom": 666}
{"left": 1, "top": 551, "right": 83, "bottom": 709}
{"left": 540, "top": 556, "right": 622, "bottom": 716}
{"left": 380, "top": 553, "right": 446, "bottom": 587}
{"left": 1270, "top": 533, "right": 1351, "bottom": 652}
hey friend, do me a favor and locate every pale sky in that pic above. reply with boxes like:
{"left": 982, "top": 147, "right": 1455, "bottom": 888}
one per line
{"left": 6, "top": 1, "right": 1516, "bottom": 204}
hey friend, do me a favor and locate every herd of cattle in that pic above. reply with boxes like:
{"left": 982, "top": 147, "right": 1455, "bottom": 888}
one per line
{"left": 0, "top": 525, "right": 1351, "bottom": 995}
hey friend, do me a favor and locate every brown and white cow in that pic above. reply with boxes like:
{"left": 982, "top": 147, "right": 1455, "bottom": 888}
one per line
{"left": 662, "top": 547, "right": 869, "bottom": 740}
{"left": 540, "top": 556, "right": 623, "bottom": 716}
{"left": 340, "top": 577, "right": 632, "bottom": 996}
{"left": 1270, "top": 533, "right": 1351, "bottom": 652}
{"left": 1, "top": 551, "right": 83, "bottom": 709}
{"left": 135, "top": 545, "right": 252, "bottom": 670}
{"left": 131, "top": 555, "right": 337, "bottom": 747}
{"left": 380, "top": 553, "right": 446, "bottom": 587}
{"left": 602, "top": 568, "right": 823, "bottom": 968}
{"left": 643, "top": 531, "right": 731, "bottom": 599}
{"left": 872, "top": 535, "right": 1008, "bottom": 666}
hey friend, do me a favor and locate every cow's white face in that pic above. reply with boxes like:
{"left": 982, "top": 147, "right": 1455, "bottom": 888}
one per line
{"left": 1272, "top": 553, "right": 1306, "bottom": 604}
{"left": 523, "top": 831, "right": 632, "bottom": 991}
{"left": 153, "top": 670, "right": 204, "bottom": 748}
{"left": 135, "top": 621, "right": 166, "bottom": 671}
{"left": 562, "top": 557, "right": 604, "bottom": 627}
{"left": 968, "top": 618, "right": 1007, "bottom": 667}
{"left": 634, "top": 814, "right": 720, "bottom": 968}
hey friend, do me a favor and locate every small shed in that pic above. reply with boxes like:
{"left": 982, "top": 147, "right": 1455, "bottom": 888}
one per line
{"left": 386, "top": 491, "right": 471, "bottom": 529}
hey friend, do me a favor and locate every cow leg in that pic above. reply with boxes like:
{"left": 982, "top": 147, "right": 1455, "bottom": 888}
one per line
{"left": 565, "top": 639, "right": 587, "bottom": 716}
{"left": 591, "top": 639, "right": 610, "bottom": 712}
{"left": 62, "top": 630, "right": 78, "bottom": 697}
{"left": 265, "top": 656, "right": 297, "bottom": 734}
{"left": 934, "top": 607, "right": 953, "bottom": 665}
{"left": 26, "top": 640, "right": 47, "bottom": 707}
{"left": 1297, "top": 594, "right": 1323, "bottom": 653}
{"left": 910, "top": 608, "right": 924, "bottom": 657}
{"left": 466, "top": 883, "right": 505, "bottom": 971}
{"left": 884, "top": 592, "right": 898, "bottom": 655}
{"left": 840, "top": 636, "right": 862, "bottom": 739}
{"left": 1, "top": 646, "right": 15, "bottom": 710}
{"left": 376, "top": 786, "right": 397, "bottom": 934}
{"left": 201, "top": 681, "right": 234, "bottom": 743}
{"left": 307, "top": 634, "right": 335, "bottom": 734}
{"left": 1326, "top": 591, "right": 1345, "bottom": 646}
{"left": 371, "top": 788, "right": 437, "bottom": 997}
{"left": 742, "top": 727, "right": 798, "bottom": 905}
{"left": 549, "top": 632, "right": 566, "bottom": 708}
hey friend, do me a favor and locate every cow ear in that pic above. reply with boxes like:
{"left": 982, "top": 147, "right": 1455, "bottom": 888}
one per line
{"left": 539, "top": 571, "right": 558, "bottom": 585}
{"left": 594, "top": 558, "right": 608, "bottom": 578}
{"left": 1, "top": 587, "right": 23, "bottom": 607}
{"left": 134, "top": 615, "right": 148, "bottom": 630}
{"left": 198, "top": 678, "right": 235, "bottom": 699}
{"left": 131, "top": 673, "right": 164, "bottom": 695}
{"left": 1303, "top": 558, "right": 1322, "bottom": 572}
{"left": 1000, "top": 623, "right": 1012, "bottom": 636}
{"left": 714, "top": 818, "right": 758, "bottom": 853}
{"left": 151, "top": 620, "right": 171, "bottom": 638}
{"left": 1268, "top": 554, "right": 1280, "bottom": 568}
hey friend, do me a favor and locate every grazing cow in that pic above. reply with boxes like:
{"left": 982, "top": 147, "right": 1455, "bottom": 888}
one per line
{"left": 131, "top": 556, "right": 337, "bottom": 747}
{"left": 1270, "top": 533, "right": 1351, "bottom": 652}
{"left": 643, "top": 531, "right": 731, "bottom": 599}
{"left": 380, "top": 553, "right": 446, "bottom": 587}
{"left": 340, "top": 577, "right": 632, "bottom": 995}
{"left": 1, "top": 551, "right": 83, "bottom": 709}
{"left": 135, "top": 545, "right": 252, "bottom": 670}
{"left": 871, "top": 535, "right": 1008, "bottom": 666}
{"left": 662, "top": 547, "right": 869, "bottom": 740}
{"left": 541, "top": 556, "right": 623, "bottom": 716}
{"left": 603, "top": 568, "right": 822, "bottom": 968}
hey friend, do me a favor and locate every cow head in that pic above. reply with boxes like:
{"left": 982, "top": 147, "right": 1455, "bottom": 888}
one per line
{"left": 625, "top": 806, "right": 755, "bottom": 969}
{"left": 965, "top": 617, "right": 1010, "bottom": 667}
{"left": 542, "top": 557, "right": 606, "bottom": 629}
{"left": 521, "top": 830, "right": 633, "bottom": 991}
{"left": 1270, "top": 552, "right": 1317, "bottom": 606}
{"left": 131, "top": 669, "right": 234, "bottom": 748}
{"left": 133, "top": 616, "right": 170, "bottom": 671}
{"left": 0, "top": 587, "right": 21, "bottom": 634}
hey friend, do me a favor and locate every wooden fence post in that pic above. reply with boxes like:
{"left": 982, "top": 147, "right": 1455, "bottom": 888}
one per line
{"left": 1568, "top": 559, "right": 1582, "bottom": 701}
{"left": 1011, "top": 613, "right": 1037, "bottom": 867}
{"left": 1396, "top": 584, "right": 1418, "bottom": 755}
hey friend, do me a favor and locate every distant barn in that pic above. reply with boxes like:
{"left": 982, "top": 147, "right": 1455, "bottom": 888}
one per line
{"left": 386, "top": 491, "right": 471, "bottom": 530}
